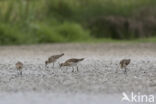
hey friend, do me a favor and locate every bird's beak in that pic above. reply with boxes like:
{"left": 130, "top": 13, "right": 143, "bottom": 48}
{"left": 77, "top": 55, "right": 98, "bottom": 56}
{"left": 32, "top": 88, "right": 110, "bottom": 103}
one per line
{"left": 58, "top": 62, "right": 62, "bottom": 68}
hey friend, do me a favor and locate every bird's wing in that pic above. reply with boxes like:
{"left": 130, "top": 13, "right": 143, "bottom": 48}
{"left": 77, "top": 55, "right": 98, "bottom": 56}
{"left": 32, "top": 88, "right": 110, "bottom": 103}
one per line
{"left": 69, "top": 58, "right": 79, "bottom": 62}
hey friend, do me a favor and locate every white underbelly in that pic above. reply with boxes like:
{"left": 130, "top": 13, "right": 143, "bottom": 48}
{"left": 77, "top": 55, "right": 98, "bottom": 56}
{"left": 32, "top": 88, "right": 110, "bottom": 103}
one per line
{"left": 68, "top": 62, "right": 77, "bottom": 67}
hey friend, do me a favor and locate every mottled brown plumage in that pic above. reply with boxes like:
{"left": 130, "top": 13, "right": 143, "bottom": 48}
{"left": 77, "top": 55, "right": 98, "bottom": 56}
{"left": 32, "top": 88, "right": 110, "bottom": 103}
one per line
{"left": 16, "top": 61, "right": 23, "bottom": 76}
{"left": 60, "top": 58, "right": 84, "bottom": 72}
{"left": 119, "top": 59, "right": 131, "bottom": 74}
{"left": 45, "top": 53, "right": 64, "bottom": 67}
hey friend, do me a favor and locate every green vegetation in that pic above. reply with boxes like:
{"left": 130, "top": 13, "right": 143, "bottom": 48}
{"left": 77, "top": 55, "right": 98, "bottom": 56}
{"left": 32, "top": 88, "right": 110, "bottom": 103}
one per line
{"left": 0, "top": 0, "right": 156, "bottom": 45}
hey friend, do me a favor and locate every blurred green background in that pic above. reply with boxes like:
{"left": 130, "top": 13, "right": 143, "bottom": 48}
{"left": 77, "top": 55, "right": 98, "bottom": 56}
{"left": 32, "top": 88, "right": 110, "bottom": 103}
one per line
{"left": 0, "top": 0, "right": 156, "bottom": 45}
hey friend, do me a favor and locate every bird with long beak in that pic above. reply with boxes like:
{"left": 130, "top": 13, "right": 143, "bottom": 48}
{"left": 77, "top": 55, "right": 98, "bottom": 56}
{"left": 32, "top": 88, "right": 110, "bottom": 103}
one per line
{"left": 120, "top": 59, "right": 131, "bottom": 74}
{"left": 45, "top": 53, "right": 64, "bottom": 68}
{"left": 16, "top": 61, "right": 23, "bottom": 76}
{"left": 60, "top": 58, "right": 84, "bottom": 72}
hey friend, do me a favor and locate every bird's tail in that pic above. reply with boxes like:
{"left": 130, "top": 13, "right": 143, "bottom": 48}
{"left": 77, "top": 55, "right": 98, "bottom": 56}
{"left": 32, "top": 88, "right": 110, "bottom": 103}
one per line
{"left": 60, "top": 53, "right": 64, "bottom": 57}
{"left": 79, "top": 58, "right": 84, "bottom": 61}
{"left": 55, "top": 53, "right": 64, "bottom": 59}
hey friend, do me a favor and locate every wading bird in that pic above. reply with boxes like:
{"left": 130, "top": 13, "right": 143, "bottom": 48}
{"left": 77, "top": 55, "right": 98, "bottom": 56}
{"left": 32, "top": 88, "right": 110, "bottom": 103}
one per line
{"left": 45, "top": 53, "right": 64, "bottom": 68}
{"left": 60, "top": 58, "right": 84, "bottom": 72}
{"left": 16, "top": 61, "right": 23, "bottom": 76}
{"left": 119, "top": 59, "right": 131, "bottom": 74}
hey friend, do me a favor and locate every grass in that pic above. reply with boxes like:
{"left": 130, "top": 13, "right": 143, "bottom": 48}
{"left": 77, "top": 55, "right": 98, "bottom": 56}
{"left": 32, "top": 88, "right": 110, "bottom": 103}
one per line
{"left": 133, "top": 37, "right": 156, "bottom": 43}
{"left": 0, "top": 0, "right": 156, "bottom": 45}
{"left": 85, "top": 37, "right": 156, "bottom": 43}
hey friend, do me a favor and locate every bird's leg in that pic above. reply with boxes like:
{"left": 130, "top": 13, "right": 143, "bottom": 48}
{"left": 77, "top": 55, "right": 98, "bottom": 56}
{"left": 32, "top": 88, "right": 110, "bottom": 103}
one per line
{"left": 45, "top": 64, "right": 49, "bottom": 69}
{"left": 65, "top": 67, "right": 68, "bottom": 73}
{"left": 58, "top": 62, "right": 61, "bottom": 68}
{"left": 124, "top": 67, "right": 127, "bottom": 75}
{"left": 17, "top": 72, "right": 19, "bottom": 76}
{"left": 45, "top": 65, "right": 49, "bottom": 72}
{"left": 52, "top": 63, "right": 54, "bottom": 68}
{"left": 72, "top": 67, "right": 74, "bottom": 72}
{"left": 20, "top": 70, "right": 22, "bottom": 76}
{"left": 77, "top": 66, "right": 79, "bottom": 72}
{"left": 17, "top": 70, "right": 19, "bottom": 75}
